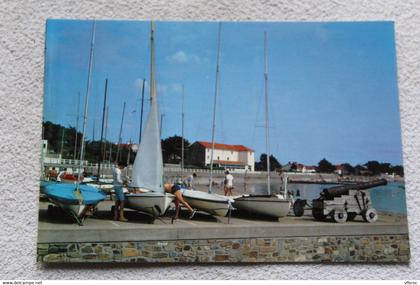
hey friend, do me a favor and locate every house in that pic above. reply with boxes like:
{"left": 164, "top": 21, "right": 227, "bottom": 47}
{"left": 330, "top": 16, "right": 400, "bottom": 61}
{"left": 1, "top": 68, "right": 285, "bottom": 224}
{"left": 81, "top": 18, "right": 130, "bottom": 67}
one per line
{"left": 186, "top": 141, "right": 255, "bottom": 171}
{"left": 335, "top": 164, "right": 344, "bottom": 175}
{"left": 292, "top": 162, "right": 316, "bottom": 173}
{"left": 302, "top": 165, "right": 316, "bottom": 173}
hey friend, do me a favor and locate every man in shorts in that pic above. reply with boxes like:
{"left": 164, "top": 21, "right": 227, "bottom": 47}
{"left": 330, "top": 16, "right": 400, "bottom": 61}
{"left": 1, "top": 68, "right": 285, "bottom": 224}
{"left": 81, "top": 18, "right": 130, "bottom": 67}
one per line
{"left": 224, "top": 170, "right": 234, "bottom": 196}
{"left": 112, "top": 161, "right": 128, "bottom": 222}
{"left": 164, "top": 183, "right": 196, "bottom": 220}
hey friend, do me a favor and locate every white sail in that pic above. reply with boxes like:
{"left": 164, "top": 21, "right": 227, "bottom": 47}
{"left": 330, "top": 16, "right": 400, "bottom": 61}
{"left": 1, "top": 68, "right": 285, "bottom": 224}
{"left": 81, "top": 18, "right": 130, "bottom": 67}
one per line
{"left": 129, "top": 22, "right": 163, "bottom": 193}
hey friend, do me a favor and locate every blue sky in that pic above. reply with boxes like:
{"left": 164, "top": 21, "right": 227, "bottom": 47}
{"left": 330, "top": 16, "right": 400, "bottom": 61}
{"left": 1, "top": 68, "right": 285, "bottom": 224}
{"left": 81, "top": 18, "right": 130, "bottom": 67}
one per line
{"left": 43, "top": 20, "right": 403, "bottom": 166}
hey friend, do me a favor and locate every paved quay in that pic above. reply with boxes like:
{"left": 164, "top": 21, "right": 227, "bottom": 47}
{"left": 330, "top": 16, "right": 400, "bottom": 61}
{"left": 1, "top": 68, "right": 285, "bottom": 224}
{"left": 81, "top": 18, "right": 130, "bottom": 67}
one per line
{"left": 38, "top": 201, "right": 408, "bottom": 243}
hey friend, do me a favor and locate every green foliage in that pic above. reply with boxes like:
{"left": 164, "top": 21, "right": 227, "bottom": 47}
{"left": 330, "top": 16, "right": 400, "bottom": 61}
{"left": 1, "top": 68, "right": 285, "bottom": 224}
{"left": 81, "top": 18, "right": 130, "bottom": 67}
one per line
{"left": 317, "top": 158, "right": 335, "bottom": 173}
{"left": 341, "top": 163, "right": 355, "bottom": 174}
{"left": 255, "top": 153, "right": 282, "bottom": 171}
{"left": 161, "top": 135, "right": 190, "bottom": 164}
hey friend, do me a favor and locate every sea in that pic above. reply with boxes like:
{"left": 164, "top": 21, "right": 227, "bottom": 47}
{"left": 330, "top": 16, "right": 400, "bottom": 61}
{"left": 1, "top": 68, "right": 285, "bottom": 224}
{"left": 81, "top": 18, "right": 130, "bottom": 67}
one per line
{"left": 248, "top": 181, "right": 407, "bottom": 214}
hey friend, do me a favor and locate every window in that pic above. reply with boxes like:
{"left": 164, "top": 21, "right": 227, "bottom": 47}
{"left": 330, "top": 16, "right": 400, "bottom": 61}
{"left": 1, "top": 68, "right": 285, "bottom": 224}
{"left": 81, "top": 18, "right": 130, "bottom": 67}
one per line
{"left": 217, "top": 156, "right": 220, "bottom": 160}
{"left": 227, "top": 157, "right": 229, "bottom": 160}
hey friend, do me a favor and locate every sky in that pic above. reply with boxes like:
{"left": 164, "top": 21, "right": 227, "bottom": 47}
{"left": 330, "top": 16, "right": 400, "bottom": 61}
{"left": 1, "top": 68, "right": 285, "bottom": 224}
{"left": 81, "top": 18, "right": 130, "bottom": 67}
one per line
{"left": 43, "top": 20, "right": 403, "bottom": 166}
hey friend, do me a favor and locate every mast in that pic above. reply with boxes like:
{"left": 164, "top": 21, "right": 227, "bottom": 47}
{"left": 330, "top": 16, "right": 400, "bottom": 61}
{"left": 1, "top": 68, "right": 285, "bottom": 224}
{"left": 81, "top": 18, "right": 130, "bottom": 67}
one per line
{"left": 59, "top": 128, "right": 65, "bottom": 159}
{"left": 76, "top": 21, "right": 96, "bottom": 185}
{"left": 209, "top": 22, "right": 222, "bottom": 194}
{"left": 73, "top": 91, "right": 80, "bottom": 161}
{"left": 150, "top": 22, "right": 156, "bottom": 102}
{"left": 126, "top": 139, "right": 131, "bottom": 176}
{"left": 92, "top": 119, "right": 95, "bottom": 141}
{"left": 103, "top": 106, "right": 109, "bottom": 162}
{"left": 160, "top": 114, "right": 164, "bottom": 137}
{"left": 97, "top": 78, "right": 108, "bottom": 180}
{"left": 116, "top": 101, "right": 126, "bottom": 162}
{"left": 181, "top": 84, "right": 185, "bottom": 169}
{"left": 108, "top": 142, "right": 113, "bottom": 162}
{"left": 138, "top": 79, "right": 146, "bottom": 144}
{"left": 264, "top": 31, "right": 271, "bottom": 195}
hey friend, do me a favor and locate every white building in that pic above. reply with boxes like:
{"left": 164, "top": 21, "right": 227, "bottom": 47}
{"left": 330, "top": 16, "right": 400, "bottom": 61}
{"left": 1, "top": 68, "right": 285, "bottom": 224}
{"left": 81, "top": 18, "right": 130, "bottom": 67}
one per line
{"left": 186, "top": 141, "right": 255, "bottom": 172}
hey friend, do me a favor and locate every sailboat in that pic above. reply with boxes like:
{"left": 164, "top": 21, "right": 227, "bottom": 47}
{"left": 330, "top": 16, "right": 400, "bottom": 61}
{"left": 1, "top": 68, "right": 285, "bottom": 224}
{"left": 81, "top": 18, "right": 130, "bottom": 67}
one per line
{"left": 233, "top": 31, "right": 291, "bottom": 219}
{"left": 124, "top": 21, "right": 174, "bottom": 218}
{"left": 42, "top": 21, "right": 107, "bottom": 225}
{"left": 181, "top": 23, "right": 233, "bottom": 217}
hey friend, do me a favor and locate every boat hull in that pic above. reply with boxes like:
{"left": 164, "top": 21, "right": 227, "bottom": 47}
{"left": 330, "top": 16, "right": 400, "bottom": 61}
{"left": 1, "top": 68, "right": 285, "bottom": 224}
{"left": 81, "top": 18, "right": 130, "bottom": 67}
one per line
{"left": 125, "top": 192, "right": 174, "bottom": 217}
{"left": 42, "top": 183, "right": 107, "bottom": 224}
{"left": 182, "top": 189, "right": 232, "bottom": 217}
{"left": 48, "top": 198, "right": 87, "bottom": 218}
{"left": 234, "top": 195, "right": 291, "bottom": 218}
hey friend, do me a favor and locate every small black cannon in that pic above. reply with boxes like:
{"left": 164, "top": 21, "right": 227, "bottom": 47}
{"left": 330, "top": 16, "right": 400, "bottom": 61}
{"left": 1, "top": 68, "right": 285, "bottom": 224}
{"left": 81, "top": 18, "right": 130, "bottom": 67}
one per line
{"left": 311, "top": 179, "right": 387, "bottom": 223}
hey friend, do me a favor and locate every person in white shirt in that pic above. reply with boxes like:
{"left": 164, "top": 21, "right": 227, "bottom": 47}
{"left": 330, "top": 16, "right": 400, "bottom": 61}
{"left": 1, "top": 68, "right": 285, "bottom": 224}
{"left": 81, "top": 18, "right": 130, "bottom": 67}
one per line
{"left": 184, "top": 173, "right": 197, "bottom": 189}
{"left": 112, "top": 161, "right": 128, "bottom": 222}
{"left": 224, "top": 170, "right": 234, "bottom": 196}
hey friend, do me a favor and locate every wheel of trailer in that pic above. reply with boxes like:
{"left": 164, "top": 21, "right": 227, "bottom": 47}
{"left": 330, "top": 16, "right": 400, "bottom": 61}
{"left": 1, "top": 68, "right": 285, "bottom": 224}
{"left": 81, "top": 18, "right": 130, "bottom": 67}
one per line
{"left": 47, "top": 205, "right": 53, "bottom": 216}
{"left": 347, "top": 212, "right": 357, "bottom": 221}
{"left": 293, "top": 200, "right": 305, "bottom": 217}
{"left": 332, "top": 210, "right": 348, "bottom": 223}
{"left": 312, "top": 208, "right": 326, "bottom": 221}
{"left": 362, "top": 208, "right": 378, "bottom": 223}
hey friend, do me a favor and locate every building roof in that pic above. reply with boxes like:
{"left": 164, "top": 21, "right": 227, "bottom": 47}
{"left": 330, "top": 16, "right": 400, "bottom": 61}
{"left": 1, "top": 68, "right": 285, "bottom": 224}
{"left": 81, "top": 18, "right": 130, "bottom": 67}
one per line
{"left": 214, "top": 160, "right": 246, "bottom": 166}
{"left": 197, "top": 141, "right": 253, "bottom": 152}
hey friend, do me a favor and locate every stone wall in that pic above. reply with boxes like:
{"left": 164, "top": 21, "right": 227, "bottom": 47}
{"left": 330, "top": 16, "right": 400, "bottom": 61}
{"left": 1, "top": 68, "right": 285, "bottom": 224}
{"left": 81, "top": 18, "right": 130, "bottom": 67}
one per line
{"left": 38, "top": 234, "right": 410, "bottom": 263}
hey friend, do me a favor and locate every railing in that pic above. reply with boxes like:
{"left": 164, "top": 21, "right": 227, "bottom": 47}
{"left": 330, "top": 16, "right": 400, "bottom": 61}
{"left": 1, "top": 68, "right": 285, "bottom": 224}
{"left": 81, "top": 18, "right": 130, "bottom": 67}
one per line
{"left": 43, "top": 158, "right": 257, "bottom": 174}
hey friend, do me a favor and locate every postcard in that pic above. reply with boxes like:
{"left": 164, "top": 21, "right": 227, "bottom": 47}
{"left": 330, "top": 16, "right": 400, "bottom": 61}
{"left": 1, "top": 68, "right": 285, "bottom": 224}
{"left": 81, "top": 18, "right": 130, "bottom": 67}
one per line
{"left": 38, "top": 20, "right": 409, "bottom": 263}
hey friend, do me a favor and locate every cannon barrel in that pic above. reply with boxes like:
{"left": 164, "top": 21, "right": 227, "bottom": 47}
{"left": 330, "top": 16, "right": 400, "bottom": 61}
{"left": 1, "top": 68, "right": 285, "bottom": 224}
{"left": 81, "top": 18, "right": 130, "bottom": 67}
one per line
{"left": 320, "top": 179, "right": 387, "bottom": 199}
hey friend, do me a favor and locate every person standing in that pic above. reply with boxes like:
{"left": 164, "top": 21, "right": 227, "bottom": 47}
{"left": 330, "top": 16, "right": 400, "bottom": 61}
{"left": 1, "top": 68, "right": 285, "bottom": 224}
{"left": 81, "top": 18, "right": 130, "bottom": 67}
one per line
{"left": 112, "top": 161, "right": 128, "bottom": 222}
{"left": 224, "top": 170, "right": 234, "bottom": 196}
{"left": 48, "top": 167, "right": 58, "bottom": 181}
{"left": 184, "top": 173, "right": 197, "bottom": 189}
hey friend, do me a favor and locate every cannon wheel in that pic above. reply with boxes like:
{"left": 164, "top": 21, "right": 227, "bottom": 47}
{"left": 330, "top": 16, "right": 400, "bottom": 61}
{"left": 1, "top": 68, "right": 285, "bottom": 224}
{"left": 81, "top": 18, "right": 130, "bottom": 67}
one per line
{"left": 312, "top": 208, "right": 326, "bottom": 221}
{"left": 347, "top": 212, "right": 357, "bottom": 221}
{"left": 332, "top": 210, "right": 348, "bottom": 223}
{"left": 362, "top": 208, "right": 378, "bottom": 223}
{"left": 293, "top": 199, "right": 306, "bottom": 217}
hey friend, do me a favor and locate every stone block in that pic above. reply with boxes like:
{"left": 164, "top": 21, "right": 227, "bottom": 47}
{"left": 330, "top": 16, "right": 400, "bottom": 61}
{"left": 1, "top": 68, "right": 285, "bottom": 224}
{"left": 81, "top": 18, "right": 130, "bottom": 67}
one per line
{"left": 122, "top": 247, "right": 139, "bottom": 257}
{"left": 43, "top": 253, "right": 64, "bottom": 262}
{"left": 215, "top": 255, "right": 229, "bottom": 262}
{"left": 260, "top": 246, "right": 277, "bottom": 253}
{"left": 232, "top": 242, "right": 241, "bottom": 250}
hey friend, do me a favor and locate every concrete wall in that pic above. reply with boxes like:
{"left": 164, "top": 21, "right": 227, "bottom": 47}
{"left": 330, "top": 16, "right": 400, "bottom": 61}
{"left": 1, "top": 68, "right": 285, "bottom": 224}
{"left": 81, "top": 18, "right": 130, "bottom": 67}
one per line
{"left": 38, "top": 234, "right": 410, "bottom": 263}
{"left": 1, "top": 0, "right": 420, "bottom": 280}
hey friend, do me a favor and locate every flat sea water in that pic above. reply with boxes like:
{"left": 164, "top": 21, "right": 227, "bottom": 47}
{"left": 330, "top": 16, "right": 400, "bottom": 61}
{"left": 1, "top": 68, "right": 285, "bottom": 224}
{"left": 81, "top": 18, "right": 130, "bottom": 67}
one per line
{"left": 249, "top": 181, "right": 407, "bottom": 214}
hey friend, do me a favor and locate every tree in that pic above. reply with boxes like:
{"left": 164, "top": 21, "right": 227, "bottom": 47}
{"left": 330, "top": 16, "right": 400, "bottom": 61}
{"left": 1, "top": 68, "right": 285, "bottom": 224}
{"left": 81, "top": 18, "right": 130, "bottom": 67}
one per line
{"left": 380, "top": 162, "right": 392, "bottom": 174}
{"left": 341, "top": 163, "right": 355, "bottom": 175}
{"left": 317, "top": 158, "right": 335, "bottom": 173}
{"left": 256, "top": 153, "right": 282, "bottom": 171}
{"left": 161, "top": 135, "right": 190, "bottom": 164}
{"left": 365, "top": 161, "right": 382, "bottom": 175}
{"left": 354, "top": 164, "right": 366, "bottom": 175}
{"left": 391, "top": 165, "right": 404, "bottom": 177}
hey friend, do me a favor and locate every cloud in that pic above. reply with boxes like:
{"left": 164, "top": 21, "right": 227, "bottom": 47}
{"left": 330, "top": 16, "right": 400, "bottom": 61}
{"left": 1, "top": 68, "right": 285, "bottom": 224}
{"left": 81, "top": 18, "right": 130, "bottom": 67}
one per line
{"left": 166, "top": 51, "right": 200, "bottom": 64}
{"left": 156, "top": 83, "right": 183, "bottom": 95}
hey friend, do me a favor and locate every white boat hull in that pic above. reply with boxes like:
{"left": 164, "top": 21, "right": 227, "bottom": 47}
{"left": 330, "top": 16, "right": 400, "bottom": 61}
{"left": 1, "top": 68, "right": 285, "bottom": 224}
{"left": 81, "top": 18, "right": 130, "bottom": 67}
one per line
{"left": 58, "top": 202, "right": 87, "bottom": 217}
{"left": 182, "top": 189, "right": 232, "bottom": 217}
{"left": 125, "top": 192, "right": 174, "bottom": 217}
{"left": 234, "top": 195, "right": 291, "bottom": 218}
{"left": 47, "top": 198, "right": 88, "bottom": 224}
